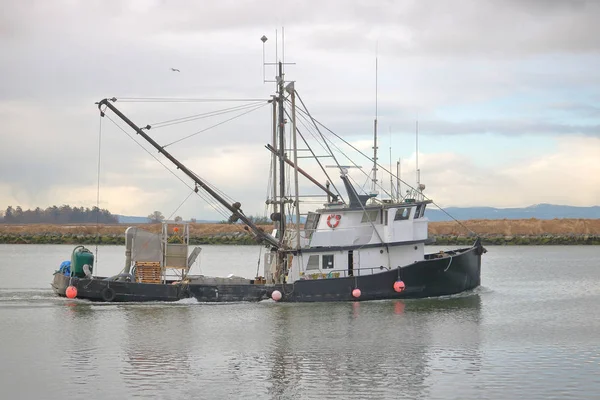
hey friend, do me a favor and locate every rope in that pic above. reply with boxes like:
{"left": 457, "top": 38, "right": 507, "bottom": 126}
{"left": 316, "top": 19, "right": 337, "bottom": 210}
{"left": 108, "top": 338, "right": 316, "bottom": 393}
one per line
{"left": 255, "top": 246, "right": 262, "bottom": 279}
{"left": 94, "top": 113, "right": 102, "bottom": 277}
{"left": 444, "top": 256, "right": 453, "bottom": 272}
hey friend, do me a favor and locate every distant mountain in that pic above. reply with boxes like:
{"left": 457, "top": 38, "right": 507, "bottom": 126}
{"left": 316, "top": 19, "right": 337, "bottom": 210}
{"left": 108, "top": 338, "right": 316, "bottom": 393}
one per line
{"left": 425, "top": 204, "right": 600, "bottom": 222}
{"left": 116, "top": 215, "right": 151, "bottom": 224}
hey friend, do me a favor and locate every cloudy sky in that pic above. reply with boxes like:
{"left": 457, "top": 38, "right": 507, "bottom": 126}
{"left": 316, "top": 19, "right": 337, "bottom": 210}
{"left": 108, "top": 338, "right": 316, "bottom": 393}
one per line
{"left": 1, "top": 0, "right": 599, "bottom": 221}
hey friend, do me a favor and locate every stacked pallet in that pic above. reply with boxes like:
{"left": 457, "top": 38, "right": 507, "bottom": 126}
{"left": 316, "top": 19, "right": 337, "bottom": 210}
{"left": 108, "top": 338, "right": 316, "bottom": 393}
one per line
{"left": 134, "top": 261, "right": 162, "bottom": 284}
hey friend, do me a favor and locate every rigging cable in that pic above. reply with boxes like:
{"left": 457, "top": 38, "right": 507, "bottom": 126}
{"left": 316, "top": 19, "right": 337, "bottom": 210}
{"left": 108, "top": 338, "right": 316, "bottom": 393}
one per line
{"left": 163, "top": 101, "right": 269, "bottom": 148}
{"left": 149, "top": 101, "right": 266, "bottom": 130}
{"left": 282, "top": 108, "right": 344, "bottom": 202}
{"left": 95, "top": 111, "right": 103, "bottom": 277}
{"left": 292, "top": 102, "right": 393, "bottom": 198}
{"left": 104, "top": 115, "right": 232, "bottom": 221}
{"left": 166, "top": 189, "right": 197, "bottom": 221}
{"left": 297, "top": 109, "right": 479, "bottom": 237}
{"left": 115, "top": 97, "right": 269, "bottom": 103}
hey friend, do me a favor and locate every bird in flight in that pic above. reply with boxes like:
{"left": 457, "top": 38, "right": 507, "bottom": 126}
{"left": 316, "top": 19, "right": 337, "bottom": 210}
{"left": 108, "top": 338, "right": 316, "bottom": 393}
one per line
{"left": 170, "top": 68, "right": 180, "bottom": 72}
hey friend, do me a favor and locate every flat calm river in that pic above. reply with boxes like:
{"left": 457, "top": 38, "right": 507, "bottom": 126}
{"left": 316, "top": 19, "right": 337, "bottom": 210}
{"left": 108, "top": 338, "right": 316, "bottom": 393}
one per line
{"left": 1, "top": 244, "right": 599, "bottom": 399}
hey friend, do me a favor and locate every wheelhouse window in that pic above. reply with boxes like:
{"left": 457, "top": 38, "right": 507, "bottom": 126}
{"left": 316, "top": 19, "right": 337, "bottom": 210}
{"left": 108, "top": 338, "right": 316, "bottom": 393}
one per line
{"left": 361, "top": 210, "right": 379, "bottom": 223}
{"left": 414, "top": 204, "right": 427, "bottom": 219}
{"left": 306, "top": 255, "right": 320, "bottom": 270}
{"left": 322, "top": 254, "right": 334, "bottom": 269}
{"left": 415, "top": 204, "right": 423, "bottom": 219}
{"left": 394, "top": 207, "right": 411, "bottom": 221}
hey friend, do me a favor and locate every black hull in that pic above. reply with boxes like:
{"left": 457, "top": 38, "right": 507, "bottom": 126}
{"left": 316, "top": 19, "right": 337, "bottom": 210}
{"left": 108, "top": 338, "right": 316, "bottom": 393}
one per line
{"left": 52, "top": 243, "right": 483, "bottom": 303}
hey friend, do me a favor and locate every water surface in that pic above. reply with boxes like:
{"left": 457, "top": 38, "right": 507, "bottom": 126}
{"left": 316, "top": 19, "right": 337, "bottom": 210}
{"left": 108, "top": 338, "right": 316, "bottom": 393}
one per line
{"left": 1, "top": 244, "right": 599, "bottom": 399}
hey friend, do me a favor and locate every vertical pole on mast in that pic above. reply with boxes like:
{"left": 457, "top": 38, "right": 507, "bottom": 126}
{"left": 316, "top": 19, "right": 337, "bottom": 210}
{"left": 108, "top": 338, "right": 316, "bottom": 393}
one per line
{"left": 372, "top": 54, "right": 378, "bottom": 194}
{"left": 277, "top": 61, "right": 286, "bottom": 242}
{"left": 271, "top": 98, "right": 278, "bottom": 225}
{"left": 416, "top": 119, "right": 420, "bottom": 198}
{"left": 389, "top": 126, "right": 393, "bottom": 201}
{"left": 396, "top": 159, "right": 401, "bottom": 201}
{"left": 290, "top": 86, "right": 300, "bottom": 249}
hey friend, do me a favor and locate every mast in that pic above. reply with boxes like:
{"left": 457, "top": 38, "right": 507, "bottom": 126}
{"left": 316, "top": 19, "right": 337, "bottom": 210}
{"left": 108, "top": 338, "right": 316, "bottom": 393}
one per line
{"left": 371, "top": 54, "right": 378, "bottom": 194}
{"left": 289, "top": 83, "right": 301, "bottom": 249}
{"left": 389, "top": 126, "right": 393, "bottom": 201}
{"left": 416, "top": 119, "right": 421, "bottom": 196}
{"left": 277, "top": 61, "right": 286, "bottom": 241}
{"left": 97, "top": 99, "right": 279, "bottom": 249}
{"left": 396, "top": 158, "right": 401, "bottom": 200}
{"left": 271, "top": 97, "right": 278, "bottom": 227}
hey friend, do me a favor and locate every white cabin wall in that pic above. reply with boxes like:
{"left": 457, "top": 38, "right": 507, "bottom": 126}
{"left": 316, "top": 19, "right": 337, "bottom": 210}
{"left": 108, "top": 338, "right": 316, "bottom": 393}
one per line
{"left": 387, "top": 243, "right": 424, "bottom": 267}
{"left": 413, "top": 218, "right": 428, "bottom": 240}
{"left": 310, "top": 211, "right": 371, "bottom": 247}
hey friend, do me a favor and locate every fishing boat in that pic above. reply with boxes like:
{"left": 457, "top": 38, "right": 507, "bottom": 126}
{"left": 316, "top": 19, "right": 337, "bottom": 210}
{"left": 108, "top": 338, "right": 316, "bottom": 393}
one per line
{"left": 52, "top": 57, "right": 486, "bottom": 303}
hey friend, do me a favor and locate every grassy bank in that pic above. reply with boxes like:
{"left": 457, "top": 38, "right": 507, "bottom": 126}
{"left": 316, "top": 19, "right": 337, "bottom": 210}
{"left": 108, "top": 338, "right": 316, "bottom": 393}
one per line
{"left": 0, "top": 219, "right": 599, "bottom": 245}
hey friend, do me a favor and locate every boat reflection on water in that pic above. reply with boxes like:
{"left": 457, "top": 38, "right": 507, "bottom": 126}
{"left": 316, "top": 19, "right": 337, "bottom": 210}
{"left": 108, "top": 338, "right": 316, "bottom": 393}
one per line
{"left": 119, "top": 306, "right": 193, "bottom": 393}
{"left": 266, "top": 294, "right": 483, "bottom": 399}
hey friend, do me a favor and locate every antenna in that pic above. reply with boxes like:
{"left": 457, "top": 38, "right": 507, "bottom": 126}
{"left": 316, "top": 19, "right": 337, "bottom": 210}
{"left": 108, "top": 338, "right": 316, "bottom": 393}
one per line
{"left": 371, "top": 45, "right": 379, "bottom": 195}
{"left": 396, "top": 158, "right": 401, "bottom": 200}
{"left": 260, "top": 29, "right": 295, "bottom": 85}
{"left": 416, "top": 118, "right": 420, "bottom": 191}
{"left": 389, "top": 126, "right": 393, "bottom": 201}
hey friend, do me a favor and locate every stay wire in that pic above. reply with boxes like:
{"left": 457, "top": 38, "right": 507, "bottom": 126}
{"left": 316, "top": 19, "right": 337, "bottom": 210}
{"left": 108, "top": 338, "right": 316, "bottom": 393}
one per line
{"left": 283, "top": 107, "right": 343, "bottom": 201}
{"left": 295, "top": 106, "right": 478, "bottom": 236}
{"left": 115, "top": 97, "right": 269, "bottom": 103}
{"left": 163, "top": 102, "right": 270, "bottom": 148}
{"left": 104, "top": 115, "right": 231, "bottom": 221}
{"left": 149, "top": 101, "right": 266, "bottom": 130}
{"left": 166, "top": 190, "right": 196, "bottom": 221}
{"left": 95, "top": 112, "right": 103, "bottom": 276}
{"left": 292, "top": 102, "right": 392, "bottom": 197}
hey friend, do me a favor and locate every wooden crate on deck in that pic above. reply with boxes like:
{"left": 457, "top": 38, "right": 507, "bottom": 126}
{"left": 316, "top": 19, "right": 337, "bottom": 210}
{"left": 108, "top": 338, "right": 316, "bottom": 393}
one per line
{"left": 134, "top": 261, "right": 162, "bottom": 284}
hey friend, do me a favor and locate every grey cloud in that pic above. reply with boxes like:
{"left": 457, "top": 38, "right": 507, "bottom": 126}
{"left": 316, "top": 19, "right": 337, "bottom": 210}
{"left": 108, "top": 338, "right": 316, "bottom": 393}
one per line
{"left": 304, "top": 0, "right": 600, "bottom": 56}
{"left": 1, "top": 0, "right": 599, "bottom": 217}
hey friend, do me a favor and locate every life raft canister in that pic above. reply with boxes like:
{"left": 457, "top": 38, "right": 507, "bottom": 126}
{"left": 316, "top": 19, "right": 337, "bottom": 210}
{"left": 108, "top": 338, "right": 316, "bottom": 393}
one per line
{"left": 326, "top": 214, "right": 341, "bottom": 229}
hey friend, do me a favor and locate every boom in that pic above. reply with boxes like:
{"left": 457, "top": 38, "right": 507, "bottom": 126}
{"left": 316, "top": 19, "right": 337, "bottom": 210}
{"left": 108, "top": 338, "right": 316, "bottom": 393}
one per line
{"left": 97, "top": 98, "right": 280, "bottom": 249}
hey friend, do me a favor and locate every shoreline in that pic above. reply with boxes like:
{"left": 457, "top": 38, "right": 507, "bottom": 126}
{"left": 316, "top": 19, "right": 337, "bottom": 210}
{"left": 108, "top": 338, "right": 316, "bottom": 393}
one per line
{"left": 1, "top": 219, "right": 599, "bottom": 245}
{"left": 0, "top": 234, "right": 598, "bottom": 246}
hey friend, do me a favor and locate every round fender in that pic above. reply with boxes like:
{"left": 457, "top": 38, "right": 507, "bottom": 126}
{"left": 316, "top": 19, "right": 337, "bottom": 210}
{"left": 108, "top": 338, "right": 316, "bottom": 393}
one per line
{"left": 100, "top": 286, "right": 116, "bottom": 302}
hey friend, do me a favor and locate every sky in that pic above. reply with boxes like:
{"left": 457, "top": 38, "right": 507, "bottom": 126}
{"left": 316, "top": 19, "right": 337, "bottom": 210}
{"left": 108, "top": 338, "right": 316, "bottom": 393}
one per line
{"left": 1, "top": 0, "right": 599, "bottom": 221}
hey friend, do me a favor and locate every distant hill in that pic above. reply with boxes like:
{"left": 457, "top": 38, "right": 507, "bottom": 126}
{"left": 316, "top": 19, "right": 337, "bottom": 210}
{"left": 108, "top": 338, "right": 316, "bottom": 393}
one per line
{"left": 115, "top": 204, "right": 599, "bottom": 224}
{"left": 425, "top": 204, "right": 600, "bottom": 222}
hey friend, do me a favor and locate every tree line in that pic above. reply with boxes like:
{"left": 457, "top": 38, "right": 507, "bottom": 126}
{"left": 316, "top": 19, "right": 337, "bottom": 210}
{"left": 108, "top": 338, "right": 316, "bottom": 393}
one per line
{"left": 1, "top": 205, "right": 119, "bottom": 224}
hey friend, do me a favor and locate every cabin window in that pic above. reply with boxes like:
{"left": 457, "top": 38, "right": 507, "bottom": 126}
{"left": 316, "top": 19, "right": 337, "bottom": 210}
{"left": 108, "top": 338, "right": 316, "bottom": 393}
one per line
{"left": 306, "top": 255, "right": 320, "bottom": 270}
{"left": 383, "top": 210, "right": 388, "bottom": 225}
{"left": 361, "top": 210, "right": 379, "bottom": 223}
{"left": 304, "top": 212, "right": 320, "bottom": 238}
{"left": 415, "top": 204, "right": 422, "bottom": 219}
{"left": 394, "top": 207, "right": 411, "bottom": 221}
{"left": 322, "top": 254, "right": 334, "bottom": 269}
{"left": 419, "top": 204, "right": 426, "bottom": 218}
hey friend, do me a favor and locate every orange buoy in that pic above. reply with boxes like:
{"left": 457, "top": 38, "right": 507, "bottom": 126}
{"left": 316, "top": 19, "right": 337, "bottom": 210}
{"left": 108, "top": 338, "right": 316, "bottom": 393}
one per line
{"left": 271, "top": 290, "right": 282, "bottom": 301}
{"left": 66, "top": 286, "right": 77, "bottom": 299}
{"left": 393, "top": 280, "right": 406, "bottom": 293}
{"left": 352, "top": 288, "right": 361, "bottom": 298}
